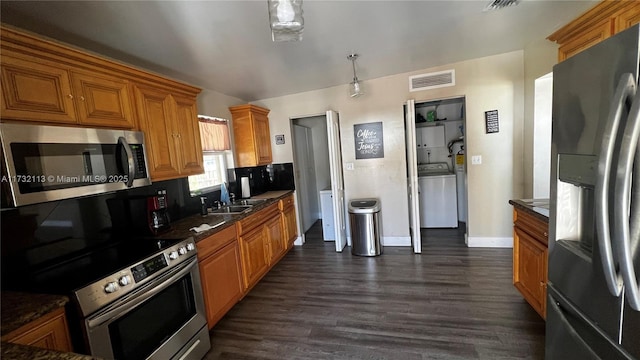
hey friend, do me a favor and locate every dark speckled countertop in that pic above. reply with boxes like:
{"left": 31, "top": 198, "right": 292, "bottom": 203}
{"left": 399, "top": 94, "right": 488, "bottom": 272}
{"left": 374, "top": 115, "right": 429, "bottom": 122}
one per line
{"left": 509, "top": 198, "right": 550, "bottom": 222}
{"left": 0, "top": 342, "right": 99, "bottom": 360}
{"left": 1, "top": 291, "right": 69, "bottom": 336}
{"left": 158, "top": 190, "right": 294, "bottom": 242}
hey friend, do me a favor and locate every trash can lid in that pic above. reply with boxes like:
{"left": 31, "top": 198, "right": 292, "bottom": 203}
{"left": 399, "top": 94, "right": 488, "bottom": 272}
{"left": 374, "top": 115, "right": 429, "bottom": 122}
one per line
{"left": 348, "top": 198, "right": 381, "bottom": 213}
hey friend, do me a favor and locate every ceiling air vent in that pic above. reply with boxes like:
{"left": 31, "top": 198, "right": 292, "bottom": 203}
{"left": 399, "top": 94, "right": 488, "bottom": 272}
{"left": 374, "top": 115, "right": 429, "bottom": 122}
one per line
{"left": 409, "top": 69, "right": 455, "bottom": 92}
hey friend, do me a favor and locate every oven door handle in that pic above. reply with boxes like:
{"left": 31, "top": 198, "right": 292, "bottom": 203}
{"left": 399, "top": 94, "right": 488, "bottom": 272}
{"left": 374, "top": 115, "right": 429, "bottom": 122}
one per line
{"left": 87, "top": 257, "right": 197, "bottom": 329}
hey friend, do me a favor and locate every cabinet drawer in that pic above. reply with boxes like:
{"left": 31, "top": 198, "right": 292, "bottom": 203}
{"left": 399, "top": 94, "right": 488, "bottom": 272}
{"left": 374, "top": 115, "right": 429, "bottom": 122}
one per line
{"left": 197, "top": 225, "right": 237, "bottom": 260}
{"left": 278, "top": 194, "right": 294, "bottom": 211}
{"left": 237, "top": 203, "right": 279, "bottom": 235}
{"left": 514, "top": 209, "right": 548, "bottom": 246}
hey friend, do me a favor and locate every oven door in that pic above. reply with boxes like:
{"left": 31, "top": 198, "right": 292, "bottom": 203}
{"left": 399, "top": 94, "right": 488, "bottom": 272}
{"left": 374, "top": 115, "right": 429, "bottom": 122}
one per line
{"left": 84, "top": 257, "right": 210, "bottom": 360}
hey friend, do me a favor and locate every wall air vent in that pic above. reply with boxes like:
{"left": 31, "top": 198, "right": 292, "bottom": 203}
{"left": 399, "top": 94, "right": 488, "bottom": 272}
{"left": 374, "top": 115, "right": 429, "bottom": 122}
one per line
{"left": 409, "top": 70, "right": 455, "bottom": 92}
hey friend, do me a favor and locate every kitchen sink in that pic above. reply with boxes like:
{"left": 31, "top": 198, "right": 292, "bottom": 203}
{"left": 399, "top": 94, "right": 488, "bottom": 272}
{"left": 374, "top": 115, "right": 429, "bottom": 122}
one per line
{"left": 232, "top": 199, "right": 268, "bottom": 206}
{"left": 209, "top": 205, "right": 252, "bottom": 214}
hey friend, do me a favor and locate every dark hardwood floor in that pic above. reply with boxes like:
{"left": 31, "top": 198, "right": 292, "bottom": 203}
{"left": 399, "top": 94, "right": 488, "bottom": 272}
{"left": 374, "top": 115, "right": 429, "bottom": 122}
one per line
{"left": 205, "top": 221, "right": 545, "bottom": 359}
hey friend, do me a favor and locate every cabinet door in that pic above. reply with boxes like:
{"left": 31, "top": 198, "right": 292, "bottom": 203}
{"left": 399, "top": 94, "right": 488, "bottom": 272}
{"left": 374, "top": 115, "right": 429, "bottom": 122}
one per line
{"left": 199, "top": 241, "right": 243, "bottom": 329}
{"left": 253, "top": 112, "right": 272, "bottom": 165}
{"left": 1, "top": 55, "right": 77, "bottom": 124}
{"left": 71, "top": 71, "right": 135, "bottom": 128}
{"left": 134, "top": 86, "right": 180, "bottom": 180}
{"left": 513, "top": 226, "right": 547, "bottom": 318}
{"left": 558, "top": 19, "right": 613, "bottom": 61}
{"left": 283, "top": 205, "right": 298, "bottom": 247}
{"left": 265, "top": 215, "right": 284, "bottom": 264}
{"left": 3, "top": 307, "right": 73, "bottom": 352}
{"left": 616, "top": 3, "right": 640, "bottom": 33}
{"left": 173, "top": 94, "right": 204, "bottom": 176}
{"left": 239, "top": 226, "right": 270, "bottom": 291}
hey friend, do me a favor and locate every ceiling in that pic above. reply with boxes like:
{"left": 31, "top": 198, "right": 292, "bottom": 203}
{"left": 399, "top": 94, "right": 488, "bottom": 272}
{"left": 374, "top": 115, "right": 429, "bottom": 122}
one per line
{"left": 0, "top": 1, "right": 597, "bottom": 102}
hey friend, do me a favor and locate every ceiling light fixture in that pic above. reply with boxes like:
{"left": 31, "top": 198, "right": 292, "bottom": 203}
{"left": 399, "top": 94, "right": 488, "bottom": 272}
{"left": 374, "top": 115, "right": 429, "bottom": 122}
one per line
{"left": 483, "top": 0, "right": 521, "bottom": 11}
{"left": 348, "top": 53, "right": 364, "bottom": 98}
{"left": 268, "top": 0, "right": 304, "bottom": 42}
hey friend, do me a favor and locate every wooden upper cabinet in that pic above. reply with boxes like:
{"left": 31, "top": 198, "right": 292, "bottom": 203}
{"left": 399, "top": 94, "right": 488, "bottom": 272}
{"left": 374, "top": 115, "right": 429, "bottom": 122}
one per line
{"left": 1, "top": 55, "right": 135, "bottom": 128}
{"left": 135, "top": 86, "right": 180, "bottom": 180}
{"left": 229, "top": 104, "right": 272, "bottom": 167}
{"left": 1, "top": 55, "right": 77, "bottom": 124}
{"left": 70, "top": 71, "right": 135, "bottom": 128}
{"left": 548, "top": 1, "right": 640, "bottom": 62}
{"left": 134, "top": 86, "right": 204, "bottom": 181}
{"left": 173, "top": 94, "right": 204, "bottom": 176}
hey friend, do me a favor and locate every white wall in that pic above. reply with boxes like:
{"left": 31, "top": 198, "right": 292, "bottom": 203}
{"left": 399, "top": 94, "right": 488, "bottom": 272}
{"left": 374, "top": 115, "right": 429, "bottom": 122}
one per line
{"left": 533, "top": 73, "right": 553, "bottom": 199}
{"left": 523, "top": 38, "right": 559, "bottom": 198}
{"left": 252, "top": 51, "right": 525, "bottom": 246}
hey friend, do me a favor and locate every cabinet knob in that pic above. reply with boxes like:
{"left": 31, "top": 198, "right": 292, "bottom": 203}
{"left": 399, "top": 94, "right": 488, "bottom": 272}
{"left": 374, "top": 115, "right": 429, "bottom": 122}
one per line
{"left": 543, "top": 232, "right": 548, "bottom": 238}
{"left": 67, "top": 94, "right": 74, "bottom": 99}
{"left": 79, "top": 96, "right": 85, "bottom": 101}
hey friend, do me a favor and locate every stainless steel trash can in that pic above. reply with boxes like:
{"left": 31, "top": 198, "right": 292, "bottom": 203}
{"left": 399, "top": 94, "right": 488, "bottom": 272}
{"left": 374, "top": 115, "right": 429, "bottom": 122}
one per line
{"left": 349, "top": 198, "right": 382, "bottom": 256}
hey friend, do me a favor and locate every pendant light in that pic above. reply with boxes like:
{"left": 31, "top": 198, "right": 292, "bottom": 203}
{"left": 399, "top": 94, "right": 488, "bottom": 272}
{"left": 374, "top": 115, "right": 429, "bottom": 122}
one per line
{"left": 348, "top": 53, "right": 364, "bottom": 98}
{"left": 268, "top": 0, "right": 304, "bottom": 42}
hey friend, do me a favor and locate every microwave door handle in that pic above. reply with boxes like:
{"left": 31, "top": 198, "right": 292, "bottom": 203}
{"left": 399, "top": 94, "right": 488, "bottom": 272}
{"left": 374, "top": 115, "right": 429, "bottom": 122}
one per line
{"left": 118, "top": 136, "right": 135, "bottom": 187}
{"left": 596, "top": 73, "right": 635, "bottom": 297}
{"left": 614, "top": 88, "right": 640, "bottom": 311}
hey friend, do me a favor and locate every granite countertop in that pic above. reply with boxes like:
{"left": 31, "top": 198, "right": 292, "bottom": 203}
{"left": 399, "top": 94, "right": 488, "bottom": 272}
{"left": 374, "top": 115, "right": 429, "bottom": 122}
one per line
{"left": 509, "top": 198, "right": 550, "bottom": 221}
{"left": 1, "top": 291, "right": 69, "bottom": 336}
{"left": 1, "top": 342, "right": 99, "bottom": 360}
{"left": 158, "top": 190, "right": 294, "bottom": 243}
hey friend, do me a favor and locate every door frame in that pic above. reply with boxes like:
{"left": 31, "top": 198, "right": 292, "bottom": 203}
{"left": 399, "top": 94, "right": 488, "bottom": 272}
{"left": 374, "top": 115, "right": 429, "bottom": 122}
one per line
{"left": 405, "top": 100, "right": 421, "bottom": 253}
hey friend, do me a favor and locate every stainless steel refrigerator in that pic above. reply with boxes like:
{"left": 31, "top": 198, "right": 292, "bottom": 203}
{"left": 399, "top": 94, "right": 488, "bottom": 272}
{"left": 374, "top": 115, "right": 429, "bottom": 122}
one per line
{"left": 547, "top": 24, "right": 640, "bottom": 359}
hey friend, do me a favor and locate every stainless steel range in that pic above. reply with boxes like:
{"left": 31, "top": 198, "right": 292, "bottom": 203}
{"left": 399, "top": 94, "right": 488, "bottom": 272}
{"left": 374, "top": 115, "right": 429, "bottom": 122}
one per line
{"left": 27, "top": 236, "right": 210, "bottom": 360}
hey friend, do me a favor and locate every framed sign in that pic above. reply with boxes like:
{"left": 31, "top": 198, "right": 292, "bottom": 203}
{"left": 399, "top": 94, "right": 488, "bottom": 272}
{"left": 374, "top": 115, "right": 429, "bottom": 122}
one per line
{"left": 354, "top": 122, "right": 384, "bottom": 159}
{"left": 275, "top": 134, "right": 285, "bottom": 145}
{"left": 485, "top": 110, "right": 499, "bottom": 134}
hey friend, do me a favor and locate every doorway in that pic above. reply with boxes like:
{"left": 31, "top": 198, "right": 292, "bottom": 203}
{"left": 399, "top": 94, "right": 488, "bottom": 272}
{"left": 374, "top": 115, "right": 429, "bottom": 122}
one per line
{"left": 405, "top": 97, "right": 468, "bottom": 251}
{"left": 291, "top": 116, "right": 330, "bottom": 233}
{"left": 291, "top": 111, "right": 347, "bottom": 251}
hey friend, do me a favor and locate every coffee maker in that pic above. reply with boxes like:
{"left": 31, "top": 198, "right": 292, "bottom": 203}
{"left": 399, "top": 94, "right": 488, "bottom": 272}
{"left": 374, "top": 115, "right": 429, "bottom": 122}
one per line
{"left": 147, "top": 190, "right": 171, "bottom": 235}
{"left": 107, "top": 191, "right": 171, "bottom": 236}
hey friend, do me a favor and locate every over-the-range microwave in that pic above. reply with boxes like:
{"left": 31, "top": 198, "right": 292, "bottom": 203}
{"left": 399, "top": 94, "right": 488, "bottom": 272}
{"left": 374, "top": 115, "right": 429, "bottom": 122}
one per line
{"left": 0, "top": 123, "right": 151, "bottom": 207}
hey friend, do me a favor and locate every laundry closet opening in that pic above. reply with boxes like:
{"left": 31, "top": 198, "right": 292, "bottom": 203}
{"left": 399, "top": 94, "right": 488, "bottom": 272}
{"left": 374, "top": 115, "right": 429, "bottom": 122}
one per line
{"left": 405, "top": 97, "right": 468, "bottom": 245}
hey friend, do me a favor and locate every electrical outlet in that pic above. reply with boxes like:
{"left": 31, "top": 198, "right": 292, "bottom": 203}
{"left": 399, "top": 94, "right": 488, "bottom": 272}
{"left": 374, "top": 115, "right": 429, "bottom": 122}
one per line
{"left": 345, "top": 162, "right": 355, "bottom": 170}
{"left": 471, "top": 155, "right": 482, "bottom": 165}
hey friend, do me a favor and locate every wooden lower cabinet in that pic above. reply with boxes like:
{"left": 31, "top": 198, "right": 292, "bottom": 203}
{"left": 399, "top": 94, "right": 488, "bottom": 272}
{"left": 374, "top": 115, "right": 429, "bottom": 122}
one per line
{"left": 196, "top": 195, "right": 294, "bottom": 328}
{"left": 236, "top": 203, "right": 286, "bottom": 292}
{"left": 2, "top": 307, "right": 73, "bottom": 352}
{"left": 238, "top": 225, "right": 270, "bottom": 291}
{"left": 197, "top": 225, "right": 243, "bottom": 329}
{"left": 512, "top": 206, "right": 549, "bottom": 319}
{"left": 280, "top": 194, "right": 298, "bottom": 248}
{"left": 265, "top": 215, "right": 285, "bottom": 264}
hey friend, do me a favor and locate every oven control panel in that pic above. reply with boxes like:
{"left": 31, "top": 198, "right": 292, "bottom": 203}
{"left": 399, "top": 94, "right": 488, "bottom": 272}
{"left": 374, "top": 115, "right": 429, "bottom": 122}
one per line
{"left": 74, "top": 237, "right": 197, "bottom": 317}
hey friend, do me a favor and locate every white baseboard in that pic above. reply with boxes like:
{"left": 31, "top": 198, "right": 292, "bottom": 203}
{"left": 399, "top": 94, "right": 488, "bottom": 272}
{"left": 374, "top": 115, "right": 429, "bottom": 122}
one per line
{"left": 382, "top": 236, "right": 411, "bottom": 246}
{"left": 293, "top": 235, "right": 304, "bottom": 246}
{"left": 467, "top": 236, "right": 513, "bottom": 248}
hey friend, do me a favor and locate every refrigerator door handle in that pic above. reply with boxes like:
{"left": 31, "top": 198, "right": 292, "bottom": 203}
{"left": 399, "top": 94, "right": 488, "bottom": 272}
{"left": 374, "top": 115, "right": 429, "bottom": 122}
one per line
{"left": 614, "top": 87, "right": 640, "bottom": 311}
{"left": 596, "top": 73, "right": 635, "bottom": 297}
